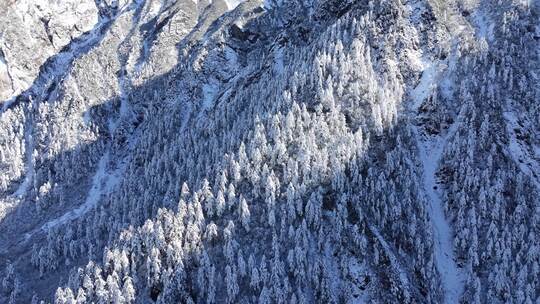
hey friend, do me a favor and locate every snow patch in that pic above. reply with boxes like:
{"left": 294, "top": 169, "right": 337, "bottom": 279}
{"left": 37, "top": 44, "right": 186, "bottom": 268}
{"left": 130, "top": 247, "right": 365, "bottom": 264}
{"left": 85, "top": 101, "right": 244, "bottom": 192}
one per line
{"left": 202, "top": 82, "right": 219, "bottom": 108}
{"left": 410, "top": 58, "right": 437, "bottom": 109}
{"left": 273, "top": 47, "right": 284, "bottom": 74}
{"left": 472, "top": 10, "right": 494, "bottom": 41}
{"left": 347, "top": 259, "right": 370, "bottom": 303}
{"left": 14, "top": 125, "right": 34, "bottom": 198}
{"left": 224, "top": 46, "right": 238, "bottom": 65}
{"left": 224, "top": 0, "right": 244, "bottom": 10}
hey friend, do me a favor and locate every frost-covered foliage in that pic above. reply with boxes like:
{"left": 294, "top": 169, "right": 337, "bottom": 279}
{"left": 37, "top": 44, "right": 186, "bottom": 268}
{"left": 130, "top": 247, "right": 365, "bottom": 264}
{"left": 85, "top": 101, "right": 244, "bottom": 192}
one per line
{"left": 0, "top": 0, "right": 539, "bottom": 303}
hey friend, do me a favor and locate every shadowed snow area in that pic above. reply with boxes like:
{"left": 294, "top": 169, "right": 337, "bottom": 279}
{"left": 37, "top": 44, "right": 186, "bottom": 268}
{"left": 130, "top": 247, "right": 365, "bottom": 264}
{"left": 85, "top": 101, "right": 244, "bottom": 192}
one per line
{"left": 0, "top": 0, "right": 539, "bottom": 303}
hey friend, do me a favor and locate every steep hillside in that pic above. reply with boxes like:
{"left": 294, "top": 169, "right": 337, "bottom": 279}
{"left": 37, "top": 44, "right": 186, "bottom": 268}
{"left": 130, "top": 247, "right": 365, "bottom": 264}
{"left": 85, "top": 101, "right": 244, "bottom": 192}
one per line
{"left": 0, "top": 0, "right": 539, "bottom": 303}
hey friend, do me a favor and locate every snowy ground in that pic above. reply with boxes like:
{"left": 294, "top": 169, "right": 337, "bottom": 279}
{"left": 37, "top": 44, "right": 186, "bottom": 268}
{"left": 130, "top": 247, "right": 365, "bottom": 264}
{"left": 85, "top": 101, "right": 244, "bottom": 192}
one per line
{"left": 13, "top": 120, "right": 35, "bottom": 198}
{"left": 415, "top": 126, "right": 466, "bottom": 303}
{"left": 224, "top": 0, "right": 244, "bottom": 10}
{"left": 24, "top": 152, "right": 124, "bottom": 239}
{"left": 410, "top": 55, "right": 466, "bottom": 303}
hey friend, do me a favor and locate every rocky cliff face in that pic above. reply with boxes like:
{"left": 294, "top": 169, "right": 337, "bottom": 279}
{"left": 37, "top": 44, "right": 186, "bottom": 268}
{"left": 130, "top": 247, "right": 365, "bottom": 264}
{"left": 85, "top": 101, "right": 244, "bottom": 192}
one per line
{"left": 0, "top": 0, "right": 539, "bottom": 303}
{"left": 0, "top": 0, "right": 100, "bottom": 101}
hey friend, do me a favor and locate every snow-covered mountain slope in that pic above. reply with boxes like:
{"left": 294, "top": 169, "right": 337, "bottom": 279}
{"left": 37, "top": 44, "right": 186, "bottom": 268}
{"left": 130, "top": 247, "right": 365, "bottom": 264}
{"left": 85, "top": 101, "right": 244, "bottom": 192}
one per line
{"left": 0, "top": 0, "right": 100, "bottom": 101}
{"left": 0, "top": 0, "right": 539, "bottom": 303}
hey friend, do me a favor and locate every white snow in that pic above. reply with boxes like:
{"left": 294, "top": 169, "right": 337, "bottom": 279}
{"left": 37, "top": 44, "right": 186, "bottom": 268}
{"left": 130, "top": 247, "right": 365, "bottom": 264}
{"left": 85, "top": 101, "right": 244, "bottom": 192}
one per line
{"left": 44, "top": 153, "right": 108, "bottom": 230}
{"left": 202, "top": 82, "right": 219, "bottom": 108}
{"left": 415, "top": 128, "right": 465, "bottom": 304}
{"left": 273, "top": 47, "right": 284, "bottom": 74}
{"left": 224, "top": 46, "right": 238, "bottom": 65}
{"left": 410, "top": 59, "right": 437, "bottom": 110}
{"left": 410, "top": 56, "right": 465, "bottom": 304}
{"left": 346, "top": 259, "right": 370, "bottom": 303}
{"left": 2, "top": 2, "right": 121, "bottom": 111}
{"left": 16, "top": 2, "right": 144, "bottom": 242}
{"left": 6, "top": 5, "right": 122, "bottom": 196}
{"left": 119, "top": 88, "right": 131, "bottom": 118}
{"left": 14, "top": 123, "right": 35, "bottom": 198}
{"left": 472, "top": 10, "right": 494, "bottom": 41}
{"left": 223, "top": 0, "right": 244, "bottom": 10}
{"left": 25, "top": 152, "right": 122, "bottom": 239}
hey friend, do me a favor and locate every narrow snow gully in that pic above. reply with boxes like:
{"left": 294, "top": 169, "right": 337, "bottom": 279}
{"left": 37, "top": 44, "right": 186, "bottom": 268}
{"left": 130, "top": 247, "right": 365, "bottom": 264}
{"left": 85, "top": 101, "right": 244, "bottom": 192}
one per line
{"left": 410, "top": 58, "right": 465, "bottom": 304}
{"left": 416, "top": 128, "right": 465, "bottom": 304}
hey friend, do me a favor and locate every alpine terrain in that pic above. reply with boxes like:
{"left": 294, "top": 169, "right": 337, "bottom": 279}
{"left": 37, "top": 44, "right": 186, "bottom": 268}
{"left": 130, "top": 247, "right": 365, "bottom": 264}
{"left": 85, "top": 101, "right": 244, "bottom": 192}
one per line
{"left": 0, "top": 0, "right": 539, "bottom": 303}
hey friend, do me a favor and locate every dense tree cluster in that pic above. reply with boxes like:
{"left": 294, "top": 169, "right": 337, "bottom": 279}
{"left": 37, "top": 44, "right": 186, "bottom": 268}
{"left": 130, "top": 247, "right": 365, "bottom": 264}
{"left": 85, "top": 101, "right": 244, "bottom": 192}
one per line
{"left": 1, "top": 0, "right": 538, "bottom": 303}
{"left": 436, "top": 3, "right": 540, "bottom": 303}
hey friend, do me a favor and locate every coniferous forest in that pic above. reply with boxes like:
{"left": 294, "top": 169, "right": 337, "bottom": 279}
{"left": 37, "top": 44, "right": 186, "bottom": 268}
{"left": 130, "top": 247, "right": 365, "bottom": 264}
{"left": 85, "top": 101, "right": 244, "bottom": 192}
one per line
{"left": 0, "top": 0, "right": 539, "bottom": 303}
